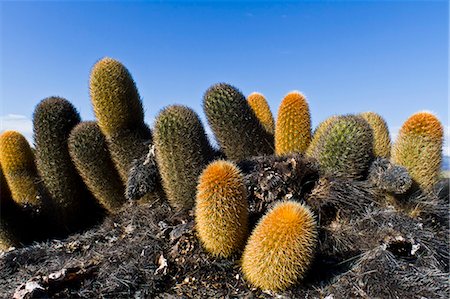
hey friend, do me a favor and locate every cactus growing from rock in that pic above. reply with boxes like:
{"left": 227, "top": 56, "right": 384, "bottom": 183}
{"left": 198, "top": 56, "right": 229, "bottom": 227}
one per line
{"left": 154, "top": 105, "right": 215, "bottom": 210}
{"left": 68, "top": 121, "right": 126, "bottom": 213}
{"left": 33, "top": 97, "right": 97, "bottom": 230}
{"left": 89, "top": 57, "right": 153, "bottom": 181}
{"left": 247, "top": 92, "right": 275, "bottom": 135}
{"left": 195, "top": 160, "right": 248, "bottom": 257}
{"left": 203, "top": 83, "right": 273, "bottom": 161}
{"left": 307, "top": 115, "right": 374, "bottom": 179}
{"left": 391, "top": 112, "right": 443, "bottom": 191}
{"left": 241, "top": 200, "right": 317, "bottom": 291}
{"left": 275, "top": 91, "right": 311, "bottom": 155}
{"left": 360, "top": 112, "right": 391, "bottom": 158}
{"left": 0, "top": 131, "right": 44, "bottom": 207}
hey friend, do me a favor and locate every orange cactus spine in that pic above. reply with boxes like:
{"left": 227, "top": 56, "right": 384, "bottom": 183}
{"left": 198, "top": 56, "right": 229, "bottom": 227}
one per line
{"left": 195, "top": 160, "right": 248, "bottom": 257}
{"left": 241, "top": 200, "right": 318, "bottom": 291}
{"left": 247, "top": 92, "right": 275, "bottom": 135}
{"left": 391, "top": 111, "right": 443, "bottom": 190}
{"left": 275, "top": 91, "right": 311, "bottom": 155}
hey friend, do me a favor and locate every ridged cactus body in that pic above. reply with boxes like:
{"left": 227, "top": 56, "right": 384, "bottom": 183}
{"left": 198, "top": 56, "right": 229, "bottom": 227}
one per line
{"left": 68, "top": 121, "right": 126, "bottom": 212}
{"left": 275, "top": 91, "right": 311, "bottom": 155}
{"left": 242, "top": 201, "right": 317, "bottom": 291}
{"left": 360, "top": 112, "right": 391, "bottom": 158}
{"left": 89, "top": 57, "right": 153, "bottom": 181}
{"left": 0, "top": 131, "right": 43, "bottom": 207}
{"left": 195, "top": 160, "right": 248, "bottom": 257}
{"left": 247, "top": 92, "right": 275, "bottom": 135}
{"left": 203, "top": 83, "right": 273, "bottom": 161}
{"left": 308, "top": 115, "right": 374, "bottom": 179}
{"left": 33, "top": 97, "right": 96, "bottom": 229}
{"left": 154, "top": 105, "right": 214, "bottom": 210}
{"left": 392, "top": 112, "right": 443, "bottom": 190}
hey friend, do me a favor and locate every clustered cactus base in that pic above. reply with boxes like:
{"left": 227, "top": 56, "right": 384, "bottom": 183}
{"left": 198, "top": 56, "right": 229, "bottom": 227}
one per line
{"left": 1, "top": 167, "right": 447, "bottom": 298}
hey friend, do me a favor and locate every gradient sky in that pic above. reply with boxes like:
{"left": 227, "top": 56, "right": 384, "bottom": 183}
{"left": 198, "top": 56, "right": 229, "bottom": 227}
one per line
{"left": 0, "top": 1, "right": 448, "bottom": 153}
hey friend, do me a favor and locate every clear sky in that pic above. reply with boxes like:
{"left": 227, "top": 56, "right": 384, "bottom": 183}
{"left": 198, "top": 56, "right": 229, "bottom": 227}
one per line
{"left": 0, "top": 1, "right": 448, "bottom": 154}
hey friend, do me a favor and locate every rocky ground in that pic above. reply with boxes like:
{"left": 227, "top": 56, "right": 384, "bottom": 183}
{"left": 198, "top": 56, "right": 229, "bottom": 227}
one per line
{"left": 1, "top": 176, "right": 449, "bottom": 299}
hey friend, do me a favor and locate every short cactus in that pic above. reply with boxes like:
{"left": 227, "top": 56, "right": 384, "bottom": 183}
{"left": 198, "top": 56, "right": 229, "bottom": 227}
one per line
{"left": 0, "top": 131, "right": 44, "bottom": 207}
{"left": 308, "top": 115, "right": 374, "bottom": 179}
{"left": 247, "top": 92, "right": 275, "bottom": 135}
{"left": 154, "top": 105, "right": 215, "bottom": 210}
{"left": 33, "top": 97, "right": 98, "bottom": 229}
{"left": 203, "top": 83, "right": 273, "bottom": 161}
{"left": 275, "top": 91, "right": 311, "bottom": 155}
{"left": 391, "top": 112, "right": 443, "bottom": 190}
{"left": 68, "top": 121, "right": 126, "bottom": 212}
{"left": 195, "top": 160, "right": 248, "bottom": 257}
{"left": 360, "top": 112, "right": 391, "bottom": 158}
{"left": 241, "top": 200, "right": 317, "bottom": 291}
{"left": 305, "top": 115, "right": 338, "bottom": 157}
{"left": 89, "top": 57, "right": 153, "bottom": 181}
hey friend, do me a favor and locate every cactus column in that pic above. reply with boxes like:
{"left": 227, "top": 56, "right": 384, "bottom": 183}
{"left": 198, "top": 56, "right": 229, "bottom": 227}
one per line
{"left": 89, "top": 57, "right": 153, "bottom": 183}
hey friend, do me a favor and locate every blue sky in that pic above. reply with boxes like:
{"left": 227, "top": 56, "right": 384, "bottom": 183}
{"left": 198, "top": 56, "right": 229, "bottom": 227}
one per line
{"left": 0, "top": 1, "right": 448, "bottom": 154}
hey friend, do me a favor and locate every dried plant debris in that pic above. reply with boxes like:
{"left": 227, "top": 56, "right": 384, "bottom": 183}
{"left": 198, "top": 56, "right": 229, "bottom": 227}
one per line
{"left": 126, "top": 145, "right": 160, "bottom": 201}
{"left": 367, "top": 157, "right": 412, "bottom": 194}
{"left": 0, "top": 177, "right": 448, "bottom": 298}
{"left": 239, "top": 153, "right": 320, "bottom": 220}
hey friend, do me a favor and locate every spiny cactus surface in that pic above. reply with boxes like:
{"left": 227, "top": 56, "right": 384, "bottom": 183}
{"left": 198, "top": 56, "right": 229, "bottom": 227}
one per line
{"left": 360, "top": 112, "right": 391, "bottom": 158}
{"left": 241, "top": 200, "right": 317, "bottom": 291}
{"left": 196, "top": 160, "right": 248, "bottom": 257}
{"left": 154, "top": 105, "right": 215, "bottom": 210}
{"left": 89, "top": 57, "right": 153, "bottom": 182}
{"left": 392, "top": 112, "right": 443, "bottom": 191}
{"left": 247, "top": 92, "right": 275, "bottom": 135}
{"left": 203, "top": 83, "right": 273, "bottom": 161}
{"left": 33, "top": 97, "right": 98, "bottom": 229}
{"left": 0, "top": 131, "right": 43, "bottom": 206}
{"left": 275, "top": 91, "right": 311, "bottom": 155}
{"left": 69, "top": 121, "right": 126, "bottom": 212}
{"left": 308, "top": 115, "right": 374, "bottom": 179}
{"left": 306, "top": 115, "right": 338, "bottom": 157}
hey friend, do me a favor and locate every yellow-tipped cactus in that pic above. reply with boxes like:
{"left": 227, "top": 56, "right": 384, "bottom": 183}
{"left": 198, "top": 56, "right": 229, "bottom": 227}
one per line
{"left": 360, "top": 112, "right": 391, "bottom": 158}
{"left": 275, "top": 91, "right": 311, "bottom": 155}
{"left": 90, "top": 57, "right": 153, "bottom": 182}
{"left": 392, "top": 112, "right": 443, "bottom": 190}
{"left": 0, "top": 131, "right": 43, "bottom": 207}
{"left": 195, "top": 160, "right": 248, "bottom": 257}
{"left": 242, "top": 200, "right": 317, "bottom": 291}
{"left": 247, "top": 92, "right": 275, "bottom": 135}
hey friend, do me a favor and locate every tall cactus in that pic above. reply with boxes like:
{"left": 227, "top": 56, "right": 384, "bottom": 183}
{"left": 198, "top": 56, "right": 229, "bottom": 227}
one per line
{"left": 360, "top": 112, "right": 391, "bottom": 158}
{"left": 195, "top": 160, "right": 248, "bottom": 257}
{"left": 275, "top": 91, "right": 311, "bottom": 155}
{"left": 247, "top": 92, "right": 275, "bottom": 135}
{"left": 68, "top": 121, "right": 126, "bottom": 213}
{"left": 203, "top": 83, "right": 274, "bottom": 161}
{"left": 307, "top": 115, "right": 374, "bottom": 179}
{"left": 392, "top": 112, "right": 443, "bottom": 191}
{"left": 33, "top": 97, "right": 99, "bottom": 230}
{"left": 242, "top": 200, "right": 318, "bottom": 291}
{"left": 154, "top": 105, "right": 215, "bottom": 210}
{"left": 89, "top": 57, "right": 153, "bottom": 182}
